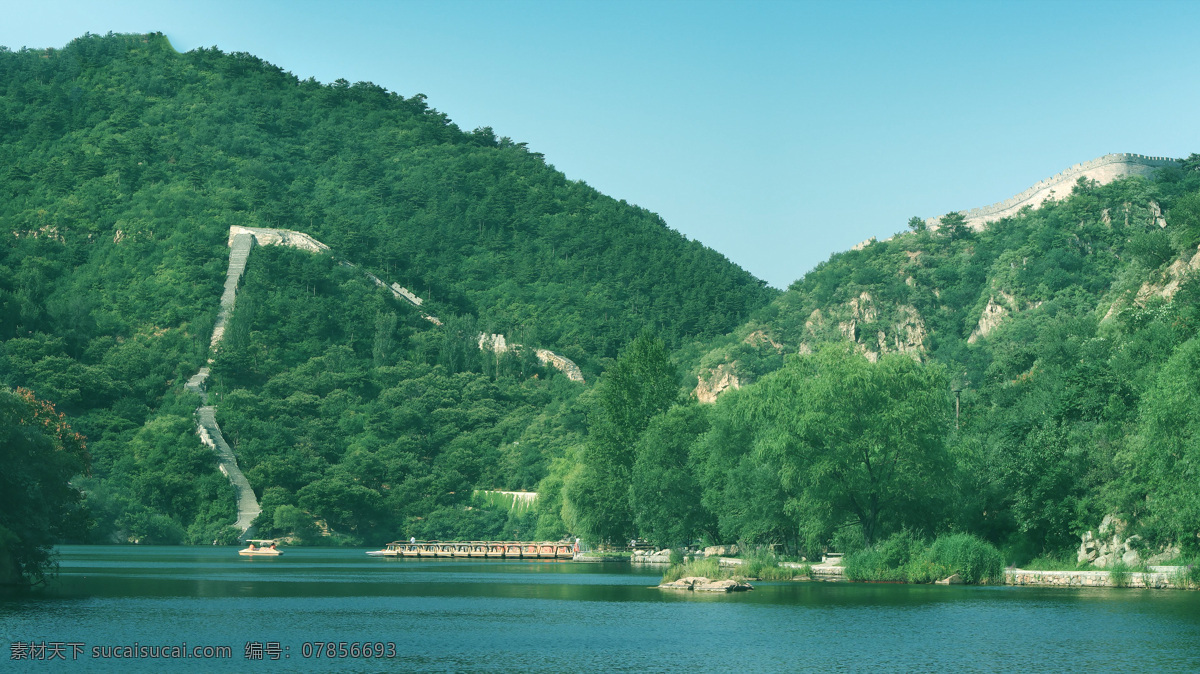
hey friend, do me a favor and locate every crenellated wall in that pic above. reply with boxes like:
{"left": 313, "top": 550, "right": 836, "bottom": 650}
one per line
{"left": 927, "top": 153, "right": 1182, "bottom": 230}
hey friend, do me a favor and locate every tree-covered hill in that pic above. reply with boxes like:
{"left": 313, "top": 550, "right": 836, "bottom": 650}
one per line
{"left": 0, "top": 32, "right": 774, "bottom": 545}
{"left": 665, "top": 161, "right": 1200, "bottom": 563}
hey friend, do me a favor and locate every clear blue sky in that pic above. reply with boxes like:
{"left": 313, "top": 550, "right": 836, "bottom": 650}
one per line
{"left": 3, "top": 0, "right": 1198, "bottom": 288}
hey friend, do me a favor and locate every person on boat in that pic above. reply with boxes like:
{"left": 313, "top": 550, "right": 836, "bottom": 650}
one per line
{"left": 248, "top": 543, "right": 257, "bottom": 551}
{"left": 269, "top": 542, "right": 277, "bottom": 550}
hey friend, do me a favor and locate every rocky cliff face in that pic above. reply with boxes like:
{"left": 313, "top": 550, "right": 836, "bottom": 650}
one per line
{"left": 695, "top": 363, "right": 740, "bottom": 403}
{"left": 829, "top": 293, "right": 926, "bottom": 363}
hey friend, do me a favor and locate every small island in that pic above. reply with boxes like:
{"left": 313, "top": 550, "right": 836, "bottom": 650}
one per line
{"left": 658, "top": 576, "right": 752, "bottom": 592}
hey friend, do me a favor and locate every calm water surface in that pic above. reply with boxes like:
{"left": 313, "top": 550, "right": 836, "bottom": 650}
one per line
{"left": 2, "top": 545, "right": 1199, "bottom": 671}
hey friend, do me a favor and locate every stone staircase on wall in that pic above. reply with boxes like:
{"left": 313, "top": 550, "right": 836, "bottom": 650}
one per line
{"left": 196, "top": 404, "right": 262, "bottom": 532}
{"left": 209, "top": 232, "right": 255, "bottom": 348}
{"left": 239, "top": 226, "right": 583, "bottom": 380}
{"left": 185, "top": 231, "right": 265, "bottom": 540}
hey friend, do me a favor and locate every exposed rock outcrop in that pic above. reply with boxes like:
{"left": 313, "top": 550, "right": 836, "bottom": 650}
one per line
{"left": 831, "top": 293, "right": 926, "bottom": 361}
{"left": 658, "top": 576, "right": 753, "bottom": 592}
{"left": 631, "top": 549, "right": 674, "bottom": 564}
{"left": 1103, "top": 245, "right": 1200, "bottom": 322}
{"left": 695, "top": 362, "right": 740, "bottom": 404}
{"left": 1076, "top": 514, "right": 1182, "bottom": 568}
{"left": 968, "top": 291, "right": 1019, "bottom": 344}
{"left": 703, "top": 545, "right": 739, "bottom": 557}
{"left": 887, "top": 305, "right": 927, "bottom": 357}
{"left": 743, "top": 329, "right": 782, "bottom": 351}
{"left": 1134, "top": 246, "right": 1200, "bottom": 304}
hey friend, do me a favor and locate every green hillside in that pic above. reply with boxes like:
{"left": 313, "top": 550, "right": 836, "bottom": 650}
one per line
{"left": 0, "top": 33, "right": 774, "bottom": 546}
{"left": 4, "top": 31, "right": 1198, "bottom": 567}
{"left": 660, "top": 160, "right": 1200, "bottom": 563}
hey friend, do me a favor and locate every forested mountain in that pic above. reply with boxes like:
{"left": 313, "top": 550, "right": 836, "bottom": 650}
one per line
{"left": 4, "top": 32, "right": 1198, "bottom": 567}
{"left": 0, "top": 32, "right": 773, "bottom": 546}
{"left": 631, "top": 159, "right": 1200, "bottom": 564}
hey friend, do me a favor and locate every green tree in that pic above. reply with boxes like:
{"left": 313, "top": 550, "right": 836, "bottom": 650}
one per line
{"left": 939, "top": 211, "right": 969, "bottom": 240}
{"left": 564, "top": 333, "right": 677, "bottom": 543}
{"left": 742, "top": 345, "right": 952, "bottom": 547}
{"left": 1123, "top": 337, "right": 1200, "bottom": 548}
{"left": 630, "top": 404, "right": 711, "bottom": 547}
{"left": 0, "top": 387, "right": 90, "bottom": 584}
{"left": 372, "top": 311, "right": 398, "bottom": 366}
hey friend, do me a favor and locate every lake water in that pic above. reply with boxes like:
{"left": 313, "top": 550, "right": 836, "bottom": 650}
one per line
{"left": 2, "top": 546, "right": 1199, "bottom": 671}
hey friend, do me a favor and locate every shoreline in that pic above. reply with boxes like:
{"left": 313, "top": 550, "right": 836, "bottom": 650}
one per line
{"left": 690, "top": 555, "right": 1196, "bottom": 590}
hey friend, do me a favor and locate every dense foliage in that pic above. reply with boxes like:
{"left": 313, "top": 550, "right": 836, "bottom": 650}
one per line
{"left": 842, "top": 532, "right": 1003, "bottom": 584}
{"left": 3, "top": 32, "right": 1198, "bottom": 565}
{"left": 665, "top": 162, "right": 1200, "bottom": 564}
{"left": 562, "top": 333, "right": 679, "bottom": 543}
{"left": 0, "top": 33, "right": 772, "bottom": 544}
{"left": 0, "top": 388, "right": 90, "bottom": 583}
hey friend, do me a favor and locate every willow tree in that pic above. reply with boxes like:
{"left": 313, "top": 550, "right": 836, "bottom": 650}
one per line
{"left": 742, "top": 345, "right": 952, "bottom": 549}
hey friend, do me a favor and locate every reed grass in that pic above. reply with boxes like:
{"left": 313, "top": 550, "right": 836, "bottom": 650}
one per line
{"left": 661, "top": 557, "right": 721, "bottom": 583}
{"left": 843, "top": 531, "right": 1003, "bottom": 584}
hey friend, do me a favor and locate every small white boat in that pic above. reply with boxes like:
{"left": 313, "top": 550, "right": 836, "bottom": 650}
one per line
{"left": 239, "top": 539, "right": 283, "bottom": 556}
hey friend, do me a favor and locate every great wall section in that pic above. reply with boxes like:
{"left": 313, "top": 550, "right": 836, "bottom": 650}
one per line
{"left": 926, "top": 153, "right": 1182, "bottom": 230}
{"left": 184, "top": 231, "right": 261, "bottom": 538}
{"left": 187, "top": 226, "right": 585, "bottom": 538}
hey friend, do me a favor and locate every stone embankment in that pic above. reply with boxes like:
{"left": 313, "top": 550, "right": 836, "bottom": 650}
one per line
{"left": 718, "top": 555, "right": 847, "bottom": 580}
{"left": 1005, "top": 567, "right": 1190, "bottom": 589}
{"left": 716, "top": 553, "right": 1193, "bottom": 589}
{"left": 926, "top": 153, "right": 1182, "bottom": 231}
